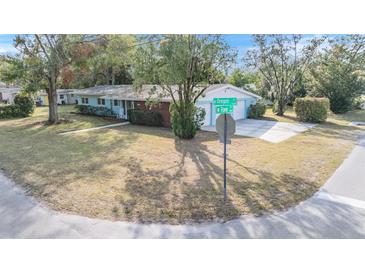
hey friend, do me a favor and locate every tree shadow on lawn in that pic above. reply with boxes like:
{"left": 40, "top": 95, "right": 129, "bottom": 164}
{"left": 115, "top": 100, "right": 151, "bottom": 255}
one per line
{"left": 305, "top": 122, "right": 362, "bottom": 142}
{"left": 116, "top": 137, "right": 319, "bottom": 224}
{"left": 1, "top": 122, "right": 141, "bottom": 202}
{"left": 258, "top": 114, "right": 299, "bottom": 123}
{"left": 113, "top": 124, "right": 220, "bottom": 142}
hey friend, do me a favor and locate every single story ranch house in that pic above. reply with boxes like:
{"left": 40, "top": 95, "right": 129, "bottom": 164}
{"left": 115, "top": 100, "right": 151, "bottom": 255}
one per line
{"left": 72, "top": 84, "right": 261, "bottom": 127}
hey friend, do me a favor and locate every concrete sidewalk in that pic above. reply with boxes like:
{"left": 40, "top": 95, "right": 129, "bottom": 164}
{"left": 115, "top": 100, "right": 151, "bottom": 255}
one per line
{"left": 0, "top": 135, "right": 365, "bottom": 238}
{"left": 58, "top": 122, "right": 130, "bottom": 135}
{"left": 324, "top": 136, "right": 365, "bottom": 201}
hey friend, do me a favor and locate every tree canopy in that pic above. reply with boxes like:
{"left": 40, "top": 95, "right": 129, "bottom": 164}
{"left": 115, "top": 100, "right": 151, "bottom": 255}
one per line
{"left": 244, "top": 34, "right": 325, "bottom": 115}
{"left": 67, "top": 35, "right": 136, "bottom": 88}
{"left": 133, "top": 34, "right": 236, "bottom": 138}
{"left": 309, "top": 35, "right": 365, "bottom": 113}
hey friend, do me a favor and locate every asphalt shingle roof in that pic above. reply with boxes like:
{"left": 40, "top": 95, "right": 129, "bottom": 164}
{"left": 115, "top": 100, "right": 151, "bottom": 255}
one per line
{"left": 71, "top": 84, "right": 261, "bottom": 101}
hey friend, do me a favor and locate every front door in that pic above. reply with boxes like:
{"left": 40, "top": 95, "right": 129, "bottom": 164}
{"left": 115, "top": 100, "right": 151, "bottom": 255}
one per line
{"left": 118, "top": 100, "right": 126, "bottom": 119}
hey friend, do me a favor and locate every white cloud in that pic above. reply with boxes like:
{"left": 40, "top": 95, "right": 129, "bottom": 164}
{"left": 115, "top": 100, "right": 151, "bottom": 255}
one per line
{"left": 0, "top": 44, "right": 18, "bottom": 54}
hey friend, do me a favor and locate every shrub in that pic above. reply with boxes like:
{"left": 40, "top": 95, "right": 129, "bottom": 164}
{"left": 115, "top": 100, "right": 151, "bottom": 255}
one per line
{"left": 354, "top": 96, "right": 365, "bottom": 110}
{"left": 0, "top": 105, "right": 21, "bottom": 119}
{"left": 75, "top": 105, "right": 116, "bottom": 117}
{"left": 294, "top": 97, "right": 330, "bottom": 123}
{"left": 194, "top": 107, "right": 206, "bottom": 130}
{"left": 127, "top": 109, "right": 163, "bottom": 127}
{"left": 248, "top": 101, "right": 266, "bottom": 118}
{"left": 169, "top": 102, "right": 200, "bottom": 139}
{"left": 14, "top": 94, "right": 35, "bottom": 117}
{"left": 0, "top": 93, "right": 35, "bottom": 119}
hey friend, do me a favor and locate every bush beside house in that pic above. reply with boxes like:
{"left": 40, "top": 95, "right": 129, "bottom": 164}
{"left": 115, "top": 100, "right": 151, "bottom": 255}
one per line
{"left": 169, "top": 102, "right": 206, "bottom": 138}
{"left": 0, "top": 94, "right": 35, "bottom": 119}
{"left": 294, "top": 97, "right": 330, "bottom": 123}
{"left": 248, "top": 101, "right": 266, "bottom": 118}
{"left": 75, "top": 105, "right": 116, "bottom": 117}
{"left": 127, "top": 109, "right": 163, "bottom": 127}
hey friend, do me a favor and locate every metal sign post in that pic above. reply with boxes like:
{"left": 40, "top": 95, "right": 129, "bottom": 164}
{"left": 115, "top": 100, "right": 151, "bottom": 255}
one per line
{"left": 214, "top": 98, "right": 237, "bottom": 204}
{"left": 223, "top": 114, "right": 227, "bottom": 202}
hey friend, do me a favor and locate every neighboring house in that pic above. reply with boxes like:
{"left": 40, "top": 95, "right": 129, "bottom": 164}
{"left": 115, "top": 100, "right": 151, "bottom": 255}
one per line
{"left": 0, "top": 86, "right": 21, "bottom": 104}
{"left": 35, "top": 89, "right": 77, "bottom": 106}
{"left": 72, "top": 84, "right": 261, "bottom": 127}
{"left": 57, "top": 89, "right": 77, "bottom": 105}
{"left": 36, "top": 92, "right": 49, "bottom": 106}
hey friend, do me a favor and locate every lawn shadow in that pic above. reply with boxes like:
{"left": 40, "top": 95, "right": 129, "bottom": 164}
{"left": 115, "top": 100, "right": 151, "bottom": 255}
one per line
{"left": 116, "top": 135, "right": 319, "bottom": 224}
{"left": 305, "top": 121, "right": 363, "bottom": 142}
{"left": 113, "top": 124, "right": 220, "bottom": 142}
{"left": 259, "top": 114, "right": 299, "bottom": 123}
{"left": 1, "top": 119, "right": 140, "bottom": 201}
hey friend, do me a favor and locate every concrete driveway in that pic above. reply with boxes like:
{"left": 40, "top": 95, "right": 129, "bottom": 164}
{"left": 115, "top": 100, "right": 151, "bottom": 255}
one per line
{"left": 202, "top": 119, "right": 315, "bottom": 143}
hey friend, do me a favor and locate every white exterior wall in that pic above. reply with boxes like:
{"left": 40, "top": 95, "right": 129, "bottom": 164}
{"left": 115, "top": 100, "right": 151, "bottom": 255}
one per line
{"left": 1, "top": 92, "right": 16, "bottom": 104}
{"left": 196, "top": 86, "right": 259, "bottom": 126}
{"left": 57, "top": 94, "right": 68, "bottom": 104}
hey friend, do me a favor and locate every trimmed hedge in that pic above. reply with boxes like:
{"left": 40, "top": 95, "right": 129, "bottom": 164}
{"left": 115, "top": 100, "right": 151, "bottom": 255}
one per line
{"left": 248, "top": 101, "right": 266, "bottom": 118}
{"left": 127, "top": 109, "right": 163, "bottom": 127}
{"left": 75, "top": 105, "right": 116, "bottom": 117}
{"left": 294, "top": 97, "right": 330, "bottom": 123}
{"left": 0, "top": 94, "right": 35, "bottom": 119}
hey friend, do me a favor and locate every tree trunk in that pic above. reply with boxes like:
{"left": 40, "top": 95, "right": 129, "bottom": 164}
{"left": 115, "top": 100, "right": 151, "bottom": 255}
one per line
{"left": 276, "top": 99, "right": 285, "bottom": 116}
{"left": 48, "top": 74, "right": 59, "bottom": 124}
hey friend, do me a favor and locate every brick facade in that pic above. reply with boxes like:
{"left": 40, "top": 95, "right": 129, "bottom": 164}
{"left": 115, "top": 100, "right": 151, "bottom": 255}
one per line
{"left": 134, "top": 101, "right": 171, "bottom": 128}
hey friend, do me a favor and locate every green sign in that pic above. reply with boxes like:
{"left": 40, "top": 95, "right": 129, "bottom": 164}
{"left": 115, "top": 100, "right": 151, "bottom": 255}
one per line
{"left": 213, "top": 97, "right": 237, "bottom": 106}
{"left": 216, "top": 105, "right": 233, "bottom": 114}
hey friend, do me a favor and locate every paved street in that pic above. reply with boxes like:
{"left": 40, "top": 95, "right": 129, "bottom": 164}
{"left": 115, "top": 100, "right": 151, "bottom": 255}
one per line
{"left": 0, "top": 135, "right": 364, "bottom": 239}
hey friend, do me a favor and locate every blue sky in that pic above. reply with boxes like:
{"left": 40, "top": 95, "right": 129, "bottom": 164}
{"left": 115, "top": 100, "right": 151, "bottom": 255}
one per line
{"left": 0, "top": 34, "right": 257, "bottom": 69}
{"left": 0, "top": 34, "right": 252, "bottom": 50}
{"left": 0, "top": 34, "right": 338, "bottom": 68}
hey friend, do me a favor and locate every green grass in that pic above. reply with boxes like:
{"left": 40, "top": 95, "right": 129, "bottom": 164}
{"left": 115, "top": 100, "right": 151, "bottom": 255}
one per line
{"left": 0, "top": 105, "right": 364, "bottom": 224}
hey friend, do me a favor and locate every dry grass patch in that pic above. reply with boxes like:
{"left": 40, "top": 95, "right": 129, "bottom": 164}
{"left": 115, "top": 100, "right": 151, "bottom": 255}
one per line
{"left": 0, "top": 105, "right": 364, "bottom": 224}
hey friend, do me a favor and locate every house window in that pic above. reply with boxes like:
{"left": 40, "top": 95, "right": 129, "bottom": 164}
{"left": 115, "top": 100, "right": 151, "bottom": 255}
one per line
{"left": 114, "top": 100, "right": 119, "bottom": 106}
{"left": 60, "top": 95, "right": 64, "bottom": 99}
{"left": 81, "top": 97, "right": 89, "bottom": 104}
{"left": 98, "top": 98, "right": 105, "bottom": 105}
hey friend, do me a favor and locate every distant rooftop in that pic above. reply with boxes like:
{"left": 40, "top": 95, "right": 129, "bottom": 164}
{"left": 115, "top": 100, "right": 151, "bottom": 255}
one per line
{"left": 0, "top": 86, "right": 21, "bottom": 94}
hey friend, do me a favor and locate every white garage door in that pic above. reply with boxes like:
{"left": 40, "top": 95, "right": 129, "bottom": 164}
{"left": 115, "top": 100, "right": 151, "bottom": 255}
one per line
{"left": 233, "top": 100, "right": 245, "bottom": 120}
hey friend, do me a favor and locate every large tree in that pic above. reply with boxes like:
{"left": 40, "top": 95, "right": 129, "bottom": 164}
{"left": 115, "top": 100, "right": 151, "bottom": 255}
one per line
{"left": 245, "top": 34, "right": 325, "bottom": 115}
{"left": 309, "top": 35, "right": 365, "bottom": 113}
{"left": 133, "top": 35, "right": 236, "bottom": 139}
{"left": 228, "top": 68, "right": 260, "bottom": 88}
{"left": 13, "top": 35, "right": 74, "bottom": 123}
{"left": 67, "top": 35, "right": 136, "bottom": 88}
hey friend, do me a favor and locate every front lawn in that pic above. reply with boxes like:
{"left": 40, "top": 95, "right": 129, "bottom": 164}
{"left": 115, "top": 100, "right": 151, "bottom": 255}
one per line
{"left": 0, "top": 105, "right": 364, "bottom": 224}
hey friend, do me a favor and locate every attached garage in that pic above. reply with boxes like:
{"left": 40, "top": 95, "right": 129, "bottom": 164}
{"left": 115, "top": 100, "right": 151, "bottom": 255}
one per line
{"left": 195, "top": 84, "right": 261, "bottom": 127}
